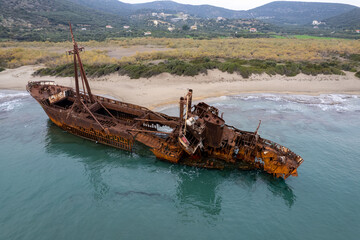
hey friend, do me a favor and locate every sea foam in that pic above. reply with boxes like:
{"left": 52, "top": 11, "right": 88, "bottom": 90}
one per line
{"left": 0, "top": 91, "right": 29, "bottom": 112}
{"left": 228, "top": 94, "right": 360, "bottom": 113}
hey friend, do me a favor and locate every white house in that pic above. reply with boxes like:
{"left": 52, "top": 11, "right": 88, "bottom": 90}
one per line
{"left": 106, "top": 25, "right": 113, "bottom": 29}
{"left": 190, "top": 24, "right": 197, "bottom": 30}
{"left": 144, "top": 31, "right": 152, "bottom": 36}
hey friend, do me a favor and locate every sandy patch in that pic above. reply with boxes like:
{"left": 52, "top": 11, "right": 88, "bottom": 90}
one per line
{"left": 0, "top": 66, "right": 359, "bottom": 109}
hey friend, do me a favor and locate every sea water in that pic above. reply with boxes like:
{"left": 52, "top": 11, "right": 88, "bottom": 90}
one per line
{"left": 0, "top": 90, "right": 359, "bottom": 240}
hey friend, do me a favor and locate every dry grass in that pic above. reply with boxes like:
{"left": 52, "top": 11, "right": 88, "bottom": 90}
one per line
{"left": 1, "top": 38, "right": 360, "bottom": 69}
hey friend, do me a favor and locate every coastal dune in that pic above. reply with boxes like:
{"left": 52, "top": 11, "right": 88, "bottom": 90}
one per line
{"left": 0, "top": 65, "right": 359, "bottom": 109}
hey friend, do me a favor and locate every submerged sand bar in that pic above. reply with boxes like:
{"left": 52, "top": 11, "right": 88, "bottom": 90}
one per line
{"left": 0, "top": 65, "right": 359, "bottom": 109}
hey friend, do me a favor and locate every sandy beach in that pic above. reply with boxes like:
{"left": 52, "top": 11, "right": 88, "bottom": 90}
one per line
{"left": 0, "top": 65, "right": 359, "bottom": 109}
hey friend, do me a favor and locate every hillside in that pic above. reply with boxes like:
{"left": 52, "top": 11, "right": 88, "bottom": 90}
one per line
{"left": 0, "top": 0, "right": 127, "bottom": 40}
{"left": 247, "top": 1, "right": 356, "bottom": 25}
{"left": 0, "top": 0, "right": 271, "bottom": 41}
{"left": 0, "top": 0, "right": 124, "bottom": 27}
{"left": 0, "top": 0, "right": 359, "bottom": 41}
{"left": 324, "top": 7, "right": 360, "bottom": 29}
{"left": 130, "top": 1, "right": 248, "bottom": 19}
{"left": 68, "top": 0, "right": 356, "bottom": 25}
{"left": 69, "top": 0, "right": 132, "bottom": 16}
{"left": 70, "top": 0, "right": 248, "bottom": 18}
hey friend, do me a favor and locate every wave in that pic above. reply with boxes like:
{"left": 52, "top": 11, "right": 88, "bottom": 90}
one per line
{"left": 0, "top": 99, "right": 24, "bottom": 112}
{"left": 231, "top": 93, "right": 357, "bottom": 103}
{"left": 0, "top": 90, "right": 29, "bottom": 112}
{"left": 159, "top": 93, "right": 360, "bottom": 114}
{"left": 227, "top": 94, "right": 360, "bottom": 113}
{"left": 0, "top": 92, "right": 29, "bottom": 100}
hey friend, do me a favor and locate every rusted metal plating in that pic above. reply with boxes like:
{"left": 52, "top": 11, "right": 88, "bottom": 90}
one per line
{"left": 26, "top": 25, "right": 303, "bottom": 179}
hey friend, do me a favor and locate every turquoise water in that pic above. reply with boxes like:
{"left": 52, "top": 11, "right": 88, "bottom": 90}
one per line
{"left": 1, "top": 90, "right": 359, "bottom": 240}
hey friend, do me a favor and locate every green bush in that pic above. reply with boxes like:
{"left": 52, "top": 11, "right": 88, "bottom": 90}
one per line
{"left": 349, "top": 54, "right": 360, "bottom": 62}
{"left": 218, "top": 62, "right": 237, "bottom": 73}
{"left": 0, "top": 67, "right": 5, "bottom": 72}
{"left": 34, "top": 58, "right": 349, "bottom": 79}
{"left": 355, "top": 71, "right": 360, "bottom": 79}
{"left": 120, "top": 64, "right": 149, "bottom": 79}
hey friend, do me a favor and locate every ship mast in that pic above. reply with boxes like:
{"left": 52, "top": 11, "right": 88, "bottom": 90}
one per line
{"left": 67, "top": 23, "right": 94, "bottom": 104}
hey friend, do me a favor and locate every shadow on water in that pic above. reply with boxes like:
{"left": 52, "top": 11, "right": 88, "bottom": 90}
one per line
{"left": 175, "top": 168, "right": 223, "bottom": 219}
{"left": 44, "top": 120, "right": 296, "bottom": 212}
{"left": 234, "top": 171, "right": 296, "bottom": 207}
{"left": 44, "top": 121, "right": 153, "bottom": 200}
{"left": 174, "top": 168, "right": 295, "bottom": 222}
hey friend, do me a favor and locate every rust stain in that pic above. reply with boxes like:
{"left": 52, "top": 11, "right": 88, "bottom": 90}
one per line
{"left": 26, "top": 23, "right": 303, "bottom": 179}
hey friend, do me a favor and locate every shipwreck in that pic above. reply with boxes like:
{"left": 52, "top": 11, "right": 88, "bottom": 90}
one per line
{"left": 27, "top": 24, "right": 303, "bottom": 179}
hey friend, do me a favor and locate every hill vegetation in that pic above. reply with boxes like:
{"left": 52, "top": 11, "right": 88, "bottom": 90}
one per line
{"left": 0, "top": 0, "right": 127, "bottom": 41}
{"left": 248, "top": 1, "right": 356, "bottom": 25}
{"left": 69, "top": 0, "right": 357, "bottom": 25}
{"left": 0, "top": 0, "right": 359, "bottom": 41}
{"left": 324, "top": 7, "right": 360, "bottom": 29}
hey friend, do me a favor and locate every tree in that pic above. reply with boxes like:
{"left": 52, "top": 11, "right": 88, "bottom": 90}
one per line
{"left": 182, "top": 25, "right": 190, "bottom": 31}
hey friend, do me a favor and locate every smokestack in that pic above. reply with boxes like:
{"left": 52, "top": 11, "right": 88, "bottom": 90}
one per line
{"left": 179, "top": 97, "right": 184, "bottom": 120}
{"left": 187, "top": 89, "right": 193, "bottom": 114}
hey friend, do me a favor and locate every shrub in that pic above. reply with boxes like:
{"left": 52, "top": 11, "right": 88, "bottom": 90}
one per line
{"left": 218, "top": 62, "right": 238, "bottom": 73}
{"left": 120, "top": 64, "right": 149, "bottom": 79}
{"left": 355, "top": 71, "right": 360, "bottom": 79}
{"left": 34, "top": 58, "right": 349, "bottom": 79}
{"left": 349, "top": 54, "right": 360, "bottom": 62}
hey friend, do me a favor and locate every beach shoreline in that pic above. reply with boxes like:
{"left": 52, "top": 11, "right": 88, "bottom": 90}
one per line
{"left": 1, "top": 65, "right": 359, "bottom": 109}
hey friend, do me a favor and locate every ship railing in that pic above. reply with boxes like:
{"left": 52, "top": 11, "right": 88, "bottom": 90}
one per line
{"left": 94, "top": 95, "right": 149, "bottom": 111}
{"left": 226, "top": 125, "right": 254, "bottom": 135}
{"left": 228, "top": 123, "right": 301, "bottom": 161}
{"left": 28, "top": 81, "right": 56, "bottom": 86}
{"left": 262, "top": 139, "right": 300, "bottom": 159}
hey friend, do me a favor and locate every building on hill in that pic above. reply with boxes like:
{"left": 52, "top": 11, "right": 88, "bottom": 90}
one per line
{"left": 171, "top": 18, "right": 183, "bottom": 23}
{"left": 159, "top": 12, "right": 172, "bottom": 18}
{"left": 178, "top": 12, "right": 188, "bottom": 20}
{"left": 356, "top": 30, "right": 360, "bottom": 33}
{"left": 106, "top": 25, "right": 113, "bottom": 29}
{"left": 168, "top": 27, "right": 175, "bottom": 32}
{"left": 144, "top": 31, "right": 152, "bottom": 36}
{"left": 312, "top": 20, "right": 326, "bottom": 26}
{"left": 81, "top": 28, "right": 86, "bottom": 31}
{"left": 123, "top": 26, "right": 130, "bottom": 29}
{"left": 249, "top": 28, "right": 257, "bottom": 32}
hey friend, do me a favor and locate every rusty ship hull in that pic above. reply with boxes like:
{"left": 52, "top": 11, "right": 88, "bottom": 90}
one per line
{"left": 26, "top": 24, "right": 303, "bottom": 179}
{"left": 27, "top": 81, "right": 303, "bottom": 179}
